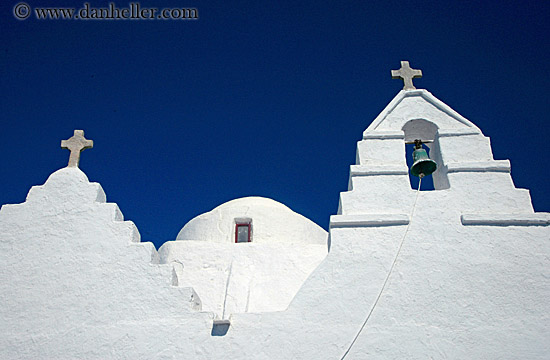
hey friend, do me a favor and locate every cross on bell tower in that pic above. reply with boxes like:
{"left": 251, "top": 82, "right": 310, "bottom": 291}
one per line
{"left": 61, "top": 130, "right": 93, "bottom": 168}
{"left": 391, "top": 61, "right": 422, "bottom": 90}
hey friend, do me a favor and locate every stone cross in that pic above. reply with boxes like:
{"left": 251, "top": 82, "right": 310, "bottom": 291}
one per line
{"left": 61, "top": 130, "right": 93, "bottom": 168}
{"left": 391, "top": 61, "right": 422, "bottom": 90}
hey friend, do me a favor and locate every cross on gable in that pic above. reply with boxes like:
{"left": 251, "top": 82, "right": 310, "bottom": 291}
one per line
{"left": 391, "top": 61, "right": 422, "bottom": 90}
{"left": 61, "top": 130, "right": 93, "bottom": 168}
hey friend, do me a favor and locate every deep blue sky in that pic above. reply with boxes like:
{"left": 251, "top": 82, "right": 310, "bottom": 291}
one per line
{"left": 1, "top": 0, "right": 548, "bottom": 248}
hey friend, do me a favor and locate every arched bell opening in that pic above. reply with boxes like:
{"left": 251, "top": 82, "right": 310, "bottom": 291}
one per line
{"left": 405, "top": 142, "right": 435, "bottom": 190}
{"left": 402, "top": 119, "right": 449, "bottom": 191}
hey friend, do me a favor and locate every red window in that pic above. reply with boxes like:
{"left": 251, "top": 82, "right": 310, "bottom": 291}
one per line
{"left": 235, "top": 223, "right": 251, "bottom": 243}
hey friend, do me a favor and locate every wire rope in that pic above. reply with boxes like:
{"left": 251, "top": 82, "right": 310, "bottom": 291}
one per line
{"left": 340, "top": 176, "right": 423, "bottom": 359}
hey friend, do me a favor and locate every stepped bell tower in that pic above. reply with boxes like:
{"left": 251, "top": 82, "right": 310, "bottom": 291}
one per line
{"left": 335, "top": 61, "right": 535, "bottom": 220}
{"left": 324, "top": 61, "right": 550, "bottom": 359}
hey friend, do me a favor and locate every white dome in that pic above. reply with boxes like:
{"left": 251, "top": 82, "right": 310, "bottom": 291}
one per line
{"left": 176, "top": 196, "right": 327, "bottom": 245}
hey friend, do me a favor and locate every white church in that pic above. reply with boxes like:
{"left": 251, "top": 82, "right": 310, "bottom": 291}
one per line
{"left": 1, "top": 62, "right": 549, "bottom": 359}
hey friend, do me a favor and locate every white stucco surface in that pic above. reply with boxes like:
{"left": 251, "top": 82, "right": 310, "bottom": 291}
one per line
{"left": 162, "top": 197, "right": 328, "bottom": 318}
{"left": 0, "top": 168, "right": 210, "bottom": 358}
{"left": 159, "top": 241, "right": 327, "bottom": 317}
{"left": 0, "top": 88, "right": 548, "bottom": 359}
{"left": 176, "top": 196, "right": 328, "bottom": 245}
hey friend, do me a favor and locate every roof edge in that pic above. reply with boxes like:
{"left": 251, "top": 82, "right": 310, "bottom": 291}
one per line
{"left": 364, "top": 89, "right": 482, "bottom": 135}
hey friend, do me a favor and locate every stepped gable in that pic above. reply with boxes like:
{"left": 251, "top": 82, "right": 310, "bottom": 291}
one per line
{"left": 338, "top": 88, "right": 536, "bottom": 217}
{"left": 0, "top": 139, "right": 208, "bottom": 359}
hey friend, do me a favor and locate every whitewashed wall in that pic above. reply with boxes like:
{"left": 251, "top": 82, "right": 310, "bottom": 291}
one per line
{"left": 0, "top": 89, "right": 548, "bottom": 359}
{"left": 161, "top": 197, "right": 328, "bottom": 318}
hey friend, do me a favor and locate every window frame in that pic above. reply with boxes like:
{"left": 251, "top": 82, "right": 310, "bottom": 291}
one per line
{"left": 235, "top": 223, "right": 251, "bottom": 243}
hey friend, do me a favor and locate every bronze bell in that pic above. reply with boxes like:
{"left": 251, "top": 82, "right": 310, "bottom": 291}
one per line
{"left": 410, "top": 139, "right": 437, "bottom": 178}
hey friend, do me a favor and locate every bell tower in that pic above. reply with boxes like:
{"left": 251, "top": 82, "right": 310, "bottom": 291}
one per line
{"left": 335, "top": 63, "right": 534, "bottom": 218}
